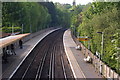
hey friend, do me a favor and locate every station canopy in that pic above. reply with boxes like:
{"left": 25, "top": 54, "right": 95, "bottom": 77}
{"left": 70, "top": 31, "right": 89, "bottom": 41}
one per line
{"left": 0, "top": 33, "right": 30, "bottom": 48}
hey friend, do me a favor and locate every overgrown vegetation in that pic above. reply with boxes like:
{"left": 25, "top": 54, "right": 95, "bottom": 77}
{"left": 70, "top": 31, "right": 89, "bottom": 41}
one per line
{"left": 2, "top": 2, "right": 51, "bottom": 33}
{"left": 2, "top": 1, "right": 119, "bottom": 74}
{"left": 2, "top": 2, "right": 71, "bottom": 33}
{"left": 71, "top": 2, "right": 120, "bottom": 74}
{"left": 2, "top": 27, "right": 21, "bottom": 33}
{"left": 55, "top": 3, "right": 71, "bottom": 27}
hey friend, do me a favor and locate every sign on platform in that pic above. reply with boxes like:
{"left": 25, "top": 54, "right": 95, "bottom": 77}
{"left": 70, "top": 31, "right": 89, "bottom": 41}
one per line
{"left": 77, "top": 38, "right": 89, "bottom": 41}
{"left": 77, "top": 36, "right": 91, "bottom": 41}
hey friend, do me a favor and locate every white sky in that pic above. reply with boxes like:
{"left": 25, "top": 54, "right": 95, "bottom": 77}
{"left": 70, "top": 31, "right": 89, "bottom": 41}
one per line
{"left": 49, "top": 0, "right": 94, "bottom": 5}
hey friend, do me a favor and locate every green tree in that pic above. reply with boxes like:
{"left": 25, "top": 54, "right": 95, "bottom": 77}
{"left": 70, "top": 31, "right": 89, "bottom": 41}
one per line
{"left": 2, "top": 2, "right": 51, "bottom": 33}
{"left": 73, "top": 2, "right": 120, "bottom": 73}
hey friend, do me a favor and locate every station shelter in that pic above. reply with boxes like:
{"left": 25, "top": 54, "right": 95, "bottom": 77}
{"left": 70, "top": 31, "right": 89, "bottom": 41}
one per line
{"left": 0, "top": 33, "right": 30, "bottom": 63}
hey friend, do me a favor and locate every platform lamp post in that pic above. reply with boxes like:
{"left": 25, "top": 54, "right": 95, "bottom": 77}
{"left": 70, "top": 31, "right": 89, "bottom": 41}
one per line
{"left": 72, "top": 25, "right": 76, "bottom": 37}
{"left": 29, "top": 5, "right": 32, "bottom": 33}
{"left": 11, "top": 25, "right": 15, "bottom": 35}
{"left": 29, "top": 14, "right": 32, "bottom": 33}
{"left": 97, "top": 32, "right": 104, "bottom": 75}
{"left": 74, "top": 26, "right": 75, "bottom": 36}
{"left": 12, "top": 25, "right": 14, "bottom": 34}
{"left": 19, "top": 12, "right": 24, "bottom": 34}
{"left": 70, "top": 25, "right": 74, "bottom": 35}
{"left": 97, "top": 32, "right": 104, "bottom": 60}
{"left": 88, "top": 37, "right": 91, "bottom": 50}
{"left": 22, "top": 24, "right": 23, "bottom": 34}
{"left": 77, "top": 31, "right": 80, "bottom": 38}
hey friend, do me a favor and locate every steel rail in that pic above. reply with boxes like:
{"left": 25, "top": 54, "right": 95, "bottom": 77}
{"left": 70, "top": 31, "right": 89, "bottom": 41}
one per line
{"left": 21, "top": 39, "right": 49, "bottom": 80}
{"left": 35, "top": 50, "right": 48, "bottom": 80}
{"left": 38, "top": 31, "right": 60, "bottom": 79}
{"left": 59, "top": 40, "right": 67, "bottom": 80}
{"left": 35, "top": 44, "right": 49, "bottom": 80}
{"left": 48, "top": 42, "right": 55, "bottom": 80}
{"left": 8, "top": 28, "right": 61, "bottom": 79}
{"left": 9, "top": 29, "right": 72, "bottom": 79}
{"left": 52, "top": 45, "right": 55, "bottom": 79}
{"left": 49, "top": 48, "right": 53, "bottom": 79}
{"left": 11, "top": 29, "right": 58, "bottom": 79}
{"left": 60, "top": 49, "right": 67, "bottom": 80}
{"left": 36, "top": 40, "right": 56, "bottom": 79}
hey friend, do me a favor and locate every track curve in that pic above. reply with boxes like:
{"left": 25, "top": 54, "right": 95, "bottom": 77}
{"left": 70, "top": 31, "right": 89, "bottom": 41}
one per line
{"left": 10, "top": 29, "right": 74, "bottom": 80}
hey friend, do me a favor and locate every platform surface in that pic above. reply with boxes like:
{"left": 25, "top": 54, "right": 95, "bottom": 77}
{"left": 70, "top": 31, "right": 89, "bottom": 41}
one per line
{"left": 0, "top": 28, "right": 60, "bottom": 79}
{"left": 63, "top": 29, "right": 102, "bottom": 79}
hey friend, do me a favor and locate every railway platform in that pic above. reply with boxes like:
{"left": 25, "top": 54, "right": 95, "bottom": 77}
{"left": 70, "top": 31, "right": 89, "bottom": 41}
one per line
{"left": 63, "top": 29, "right": 102, "bottom": 79}
{"left": 1, "top": 28, "right": 60, "bottom": 79}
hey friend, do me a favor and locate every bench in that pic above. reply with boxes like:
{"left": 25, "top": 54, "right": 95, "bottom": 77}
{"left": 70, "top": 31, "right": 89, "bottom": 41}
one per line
{"left": 75, "top": 45, "right": 82, "bottom": 50}
{"left": 84, "top": 56, "right": 92, "bottom": 63}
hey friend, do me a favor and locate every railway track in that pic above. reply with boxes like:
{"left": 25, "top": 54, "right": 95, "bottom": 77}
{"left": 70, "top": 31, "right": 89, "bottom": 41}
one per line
{"left": 10, "top": 29, "right": 74, "bottom": 79}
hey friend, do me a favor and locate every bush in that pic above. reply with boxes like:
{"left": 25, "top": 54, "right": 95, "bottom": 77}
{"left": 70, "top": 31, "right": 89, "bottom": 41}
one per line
{"left": 2, "top": 27, "right": 21, "bottom": 33}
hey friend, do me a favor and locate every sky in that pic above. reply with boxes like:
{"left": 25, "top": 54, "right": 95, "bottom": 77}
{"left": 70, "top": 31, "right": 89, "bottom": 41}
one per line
{"left": 49, "top": 0, "right": 94, "bottom": 5}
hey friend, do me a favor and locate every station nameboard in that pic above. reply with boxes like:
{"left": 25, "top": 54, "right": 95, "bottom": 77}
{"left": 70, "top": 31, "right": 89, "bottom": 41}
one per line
{"left": 77, "top": 36, "right": 91, "bottom": 41}
{"left": 77, "top": 38, "right": 90, "bottom": 41}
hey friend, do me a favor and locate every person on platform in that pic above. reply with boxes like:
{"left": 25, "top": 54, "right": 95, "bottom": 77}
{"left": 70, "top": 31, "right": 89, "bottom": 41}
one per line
{"left": 2, "top": 48, "right": 8, "bottom": 63}
{"left": 11, "top": 44, "right": 16, "bottom": 55}
{"left": 19, "top": 40, "right": 23, "bottom": 49}
{"left": 6, "top": 46, "right": 12, "bottom": 55}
